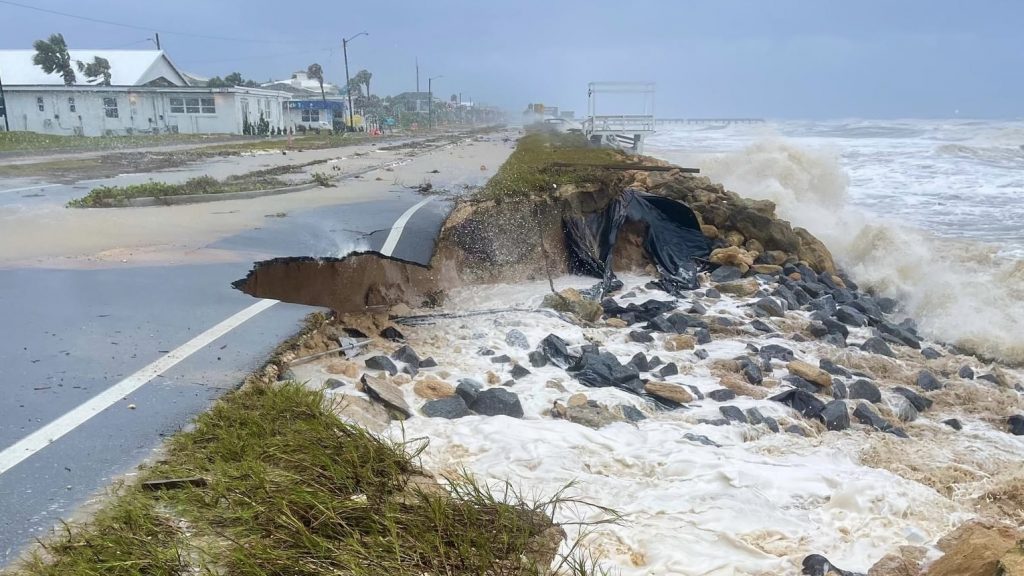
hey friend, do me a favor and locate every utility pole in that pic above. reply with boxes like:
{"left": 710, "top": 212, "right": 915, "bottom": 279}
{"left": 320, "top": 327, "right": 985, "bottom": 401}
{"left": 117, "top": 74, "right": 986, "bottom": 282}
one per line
{"left": 0, "top": 71, "right": 9, "bottom": 132}
{"left": 342, "top": 32, "right": 368, "bottom": 131}
{"left": 428, "top": 75, "right": 442, "bottom": 129}
{"left": 154, "top": 33, "right": 161, "bottom": 50}
{"left": 415, "top": 58, "right": 420, "bottom": 92}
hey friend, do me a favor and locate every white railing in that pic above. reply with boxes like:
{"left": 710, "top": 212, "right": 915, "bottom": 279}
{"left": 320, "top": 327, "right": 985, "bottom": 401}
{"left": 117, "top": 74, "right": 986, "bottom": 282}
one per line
{"left": 583, "top": 114, "right": 656, "bottom": 135}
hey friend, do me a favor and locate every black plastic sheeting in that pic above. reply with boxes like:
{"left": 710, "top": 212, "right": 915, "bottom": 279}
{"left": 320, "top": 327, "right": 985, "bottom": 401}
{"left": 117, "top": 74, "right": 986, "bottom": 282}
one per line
{"left": 565, "top": 188, "right": 711, "bottom": 295}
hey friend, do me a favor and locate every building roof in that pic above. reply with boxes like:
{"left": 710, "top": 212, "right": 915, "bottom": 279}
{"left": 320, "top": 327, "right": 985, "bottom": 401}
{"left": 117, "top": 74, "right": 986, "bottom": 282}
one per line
{"left": 0, "top": 49, "right": 188, "bottom": 86}
{"left": 262, "top": 71, "right": 339, "bottom": 95}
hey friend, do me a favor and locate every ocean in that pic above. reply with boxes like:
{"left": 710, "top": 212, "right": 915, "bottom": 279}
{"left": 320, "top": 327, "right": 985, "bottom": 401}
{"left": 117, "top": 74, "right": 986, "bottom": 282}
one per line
{"left": 646, "top": 120, "right": 1024, "bottom": 365}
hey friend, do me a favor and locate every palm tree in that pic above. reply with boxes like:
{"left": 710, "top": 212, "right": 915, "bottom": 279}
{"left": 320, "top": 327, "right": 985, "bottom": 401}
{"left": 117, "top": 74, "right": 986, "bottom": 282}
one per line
{"left": 307, "top": 63, "right": 326, "bottom": 101}
{"left": 77, "top": 56, "right": 111, "bottom": 86}
{"left": 354, "top": 69, "right": 372, "bottom": 99}
{"left": 32, "top": 33, "right": 76, "bottom": 86}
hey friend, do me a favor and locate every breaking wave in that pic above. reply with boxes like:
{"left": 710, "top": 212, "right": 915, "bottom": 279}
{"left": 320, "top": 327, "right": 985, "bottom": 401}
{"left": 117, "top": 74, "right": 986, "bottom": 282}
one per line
{"left": 654, "top": 139, "right": 1024, "bottom": 365}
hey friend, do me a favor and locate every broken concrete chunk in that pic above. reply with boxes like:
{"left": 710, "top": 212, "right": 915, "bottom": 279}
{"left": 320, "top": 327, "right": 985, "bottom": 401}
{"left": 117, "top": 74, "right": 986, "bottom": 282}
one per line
{"left": 365, "top": 355, "right": 398, "bottom": 376}
{"left": 360, "top": 374, "right": 411, "bottom": 418}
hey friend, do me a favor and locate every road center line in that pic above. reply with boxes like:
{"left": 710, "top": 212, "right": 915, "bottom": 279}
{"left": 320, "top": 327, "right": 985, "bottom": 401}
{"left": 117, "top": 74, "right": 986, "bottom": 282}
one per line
{"left": 0, "top": 184, "right": 61, "bottom": 195}
{"left": 0, "top": 298, "right": 278, "bottom": 476}
{"left": 380, "top": 197, "right": 433, "bottom": 256}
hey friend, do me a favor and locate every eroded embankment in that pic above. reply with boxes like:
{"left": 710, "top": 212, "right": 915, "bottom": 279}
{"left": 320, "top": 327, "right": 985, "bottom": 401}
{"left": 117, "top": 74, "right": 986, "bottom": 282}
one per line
{"left": 235, "top": 131, "right": 838, "bottom": 311}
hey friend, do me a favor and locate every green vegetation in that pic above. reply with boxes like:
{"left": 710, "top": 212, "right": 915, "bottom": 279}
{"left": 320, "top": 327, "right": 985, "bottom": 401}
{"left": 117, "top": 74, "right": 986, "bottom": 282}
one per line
{"left": 0, "top": 131, "right": 234, "bottom": 154}
{"left": 66, "top": 173, "right": 295, "bottom": 207}
{"left": 477, "top": 131, "right": 626, "bottom": 201}
{"left": 9, "top": 382, "right": 612, "bottom": 576}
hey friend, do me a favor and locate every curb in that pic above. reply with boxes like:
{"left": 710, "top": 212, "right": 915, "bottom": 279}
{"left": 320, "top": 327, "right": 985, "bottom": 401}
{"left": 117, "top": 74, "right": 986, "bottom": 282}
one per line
{"left": 122, "top": 182, "right": 320, "bottom": 207}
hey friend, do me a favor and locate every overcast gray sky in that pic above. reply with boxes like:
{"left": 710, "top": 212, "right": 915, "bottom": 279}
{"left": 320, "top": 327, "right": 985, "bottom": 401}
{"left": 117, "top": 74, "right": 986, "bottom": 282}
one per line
{"left": 1, "top": 0, "right": 1020, "bottom": 118}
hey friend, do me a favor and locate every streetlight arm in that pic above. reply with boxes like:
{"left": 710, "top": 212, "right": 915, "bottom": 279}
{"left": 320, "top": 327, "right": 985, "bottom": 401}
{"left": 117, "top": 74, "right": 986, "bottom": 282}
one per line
{"left": 345, "top": 31, "right": 369, "bottom": 43}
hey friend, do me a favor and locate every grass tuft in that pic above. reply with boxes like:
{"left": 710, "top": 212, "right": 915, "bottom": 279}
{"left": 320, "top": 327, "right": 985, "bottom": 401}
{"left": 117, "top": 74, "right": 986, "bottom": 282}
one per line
{"left": 8, "top": 382, "right": 615, "bottom": 576}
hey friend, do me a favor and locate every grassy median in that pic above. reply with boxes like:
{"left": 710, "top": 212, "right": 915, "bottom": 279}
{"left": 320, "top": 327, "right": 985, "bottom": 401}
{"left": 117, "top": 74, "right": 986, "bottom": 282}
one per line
{"left": 9, "top": 381, "right": 610, "bottom": 576}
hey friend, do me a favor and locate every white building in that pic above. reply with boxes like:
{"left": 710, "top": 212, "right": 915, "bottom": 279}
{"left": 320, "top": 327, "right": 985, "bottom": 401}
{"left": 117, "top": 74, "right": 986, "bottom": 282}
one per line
{"left": 0, "top": 49, "right": 293, "bottom": 136}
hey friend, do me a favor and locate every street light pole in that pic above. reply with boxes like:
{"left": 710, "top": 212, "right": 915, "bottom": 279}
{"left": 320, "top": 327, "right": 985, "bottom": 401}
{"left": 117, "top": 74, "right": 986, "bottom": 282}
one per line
{"left": 0, "top": 71, "right": 9, "bottom": 132}
{"left": 428, "top": 74, "right": 442, "bottom": 129}
{"left": 342, "top": 31, "right": 368, "bottom": 131}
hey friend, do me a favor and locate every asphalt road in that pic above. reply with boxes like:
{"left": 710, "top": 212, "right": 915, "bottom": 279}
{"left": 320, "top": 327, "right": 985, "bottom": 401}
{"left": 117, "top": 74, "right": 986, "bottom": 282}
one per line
{"left": 0, "top": 148, "right": 473, "bottom": 564}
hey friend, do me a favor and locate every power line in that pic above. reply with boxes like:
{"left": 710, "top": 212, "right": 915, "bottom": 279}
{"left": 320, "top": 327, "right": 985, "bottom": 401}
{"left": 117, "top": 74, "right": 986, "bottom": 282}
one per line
{"left": 0, "top": 0, "right": 312, "bottom": 44}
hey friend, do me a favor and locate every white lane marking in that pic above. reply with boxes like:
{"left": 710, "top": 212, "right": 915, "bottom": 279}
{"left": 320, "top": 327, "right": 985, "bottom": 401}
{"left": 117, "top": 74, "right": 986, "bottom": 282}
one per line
{"left": 0, "top": 184, "right": 61, "bottom": 195}
{"left": 380, "top": 197, "right": 433, "bottom": 256}
{"left": 0, "top": 298, "right": 278, "bottom": 476}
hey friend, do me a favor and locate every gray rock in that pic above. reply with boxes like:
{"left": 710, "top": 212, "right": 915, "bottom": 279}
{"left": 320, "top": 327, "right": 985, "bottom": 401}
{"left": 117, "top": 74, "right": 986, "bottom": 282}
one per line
{"left": 750, "top": 319, "right": 775, "bottom": 333}
{"left": 763, "top": 416, "right": 781, "bottom": 432}
{"left": 977, "top": 373, "right": 1000, "bottom": 385}
{"left": 401, "top": 363, "right": 419, "bottom": 377}
{"left": 819, "top": 400, "right": 850, "bottom": 431}
{"left": 505, "top": 329, "right": 530, "bottom": 350}
{"left": 628, "top": 352, "right": 650, "bottom": 372}
{"left": 876, "top": 297, "right": 898, "bottom": 314}
{"left": 510, "top": 364, "right": 531, "bottom": 380}
{"left": 422, "top": 396, "right": 470, "bottom": 419}
{"left": 822, "top": 318, "right": 850, "bottom": 338}
{"left": 915, "top": 370, "right": 944, "bottom": 391}
{"left": 942, "top": 418, "right": 962, "bottom": 431}
{"left": 684, "top": 433, "right": 720, "bottom": 447}
{"left": 808, "top": 294, "right": 837, "bottom": 316}
{"left": 832, "top": 380, "right": 847, "bottom": 400}
{"left": 361, "top": 374, "right": 412, "bottom": 418}
{"left": 365, "top": 355, "right": 398, "bottom": 376}
{"left": 648, "top": 355, "right": 664, "bottom": 369}
{"left": 920, "top": 347, "right": 942, "bottom": 360}
{"left": 802, "top": 554, "right": 863, "bottom": 576}
{"left": 835, "top": 306, "right": 868, "bottom": 327}
{"left": 770, "top": 388, "right": 826, "bottom": 418}
{"left": 689, "top": 300, "right": 708, "bottom": 315}
{"left": 848, "top": 297, "right": 883, "bottom": 320}
{"left": 824, "top": 333, "right": 848, "bottom": 348}
{"left": 739, "top": 358, "right": 764, "bottom": 385}
{"left": 707, "top": 389, "right": 736, "bottom": 402}
{"left": 773, "top": 285, "right": 800, "bottom": 311}
{"left": 754, "top": 297, "right": 785, "bottom": 318}
{"left": 489, "top": 354, "right": 513, "bottom": 364}
{"left": 620, "top": 404, "right": 647, "bottom": 422}
{"left": 819, "top": 359, "right": 852, "bottom": 377}
{"left": 556, "top": 402, "right": 623, "bottom": 429}
{"left": 759, "top": 344, "right": 795, "bottom": 362}
{"left": 786, "top": 425, "right": 808, "bottom": 437}
{"left": 745, "top": 407, "right": 766, "bottom": 425}
{"left": 958, "top": 366, "right": 975, "bottom": 379}
{"left": 698, "top": 418, "right": 731, "bottom": 426}
{"left": 893, "top": 386, "right": 932, "bottom": 412}
{"left": 848, "top": 379, "right": 881, "bottom": 403}
{"left": 391, "top": 345, "right": 421, "bottom": 366}
{"left": 470, "top": 388, "right": 524, "bottom": 418}
{"left": 324, "top": 378, "right": 346, "bottom": 390}
{"left": 419, "top": 357, "right": 438, "bottom": 368}
{"left": 456, "top": 378, "right": 483, "bottom": 405}
{"left": 877, "top": 321, "right": 921, "bottom": 349}
{"left": 1009, "top": 415, "right": 1024, "bottom": 436}
{"left": 783, "top": 375, "right": 820, "bottom": 393}
{"left": 719, "top": 405, "right": 749, "bottom": 424}
{"left": 528, "top": 351, "right": 548, "bottom": 368}
{"left": 860, "top": 336, "right": 895, "bottom": 357}
{"left": 694, "top": 348, "right": 710, "bottom": 360}
{"left": 695, "top": 327, "right": 712, "bottom": 345}
{"left": 711, "top": 265, "right": 744, "bottom": 283}
{"left": 478, "top": 348, "right": 495, "bottom": 356}
{"left": 658, "top": 362, "right": 679, "bottom": 377}
{"left": 629, "top": 330, "right": 654, "bottom": 343}
{"left": 278, "top": 368, "right": 297, "bottom": 382}
{"left": 853, "top": 402, "right": 893, "bottom": 432}
{"left": 809, "top": 322, "right": 829, "bottom": 338}
{"left": 704, "top": 288, "right": 721, "bottom": 299}
{"left": 888, "top": 394, "right": 919, "bottom": 422}
{"left": 685, "top": 384, "right": 705, "bottom": 400}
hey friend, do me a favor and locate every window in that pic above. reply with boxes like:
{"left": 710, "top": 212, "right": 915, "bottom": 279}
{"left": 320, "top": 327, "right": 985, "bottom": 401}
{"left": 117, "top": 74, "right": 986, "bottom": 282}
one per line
{"left": 185, "top": 98, "right": 201, "bottom": 113}
{"left": 169, "top": 97, "right": 184, "bottom": 113}
{"left": 103, "top": 97, "right": 119, "bottom": 118}
{"left": 301, "top": 109, "right": 319, "bottom": 122}
{"left": 37, "top": 97, "right": 44, "bottom": 112}
{"left": 200, "top": 97, "right": 215, "bottom": 114}
{"left": 68, "top": 97, "right": 76, "bottom": 113}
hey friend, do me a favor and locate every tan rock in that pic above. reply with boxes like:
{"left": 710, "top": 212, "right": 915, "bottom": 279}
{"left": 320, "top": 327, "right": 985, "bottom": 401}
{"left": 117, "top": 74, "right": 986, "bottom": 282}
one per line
{"left": 709, "top": 246, "right": 756, "bottom": 268}
{"left": 724, "top": 230, "right": 745, "bottom": 247}
{"left": 328, "top": 394, "right": 391, "bottom": 433}
{"left": 325, "top": 360, "right": 360, "bottom": 378}
{"left": 567, "top": 393, "right": 588, "bottom": 407}
{"left": 829, "top": 274, "right": 846, "bottom": 289}
{"left": 1000, "top": 544, "right": 1024, "bottom": 575}
{"left": 787, "top": 272, "right": 802, "bottom": 281}
{"left": 644, "top": 382, "right": 694, "bottom": 404}
{"left": 765, "top": 250, "right": 789, "bottom": 265}
{"left": 701, "top": 224, "right": 719, "bottom": 239}
{"left": 868, "top": 545, "right": 927, "bottom": 576}
{"left": 664, "top": 334, "right": 696, "bottom": 351}
{"left": 486, "top": 371, "right": 501, "bottom": 385}
{"left": 751, "top": 264, "right": 784, "bottom": 275}
{"left": 795, "top": 227, "right": 837, "bottom": 274}
{"left": 413, "top": 377, "right": 455, "bottom": 400}
{"left": 744, "top": 238, "right": 765, "bottom": 255}
{"left": 786, "top": 360, "right": 833, "bottom": 389}
{"left": 928, "top": 519, "right": 1023, "bottom": 576}
{"left": 606, "top": 318, "right": 628, "bottom": 328}
{"left": 392, "top": 373, "right": 412, "bottom": 386}
{"left": 545, "top": 379, "right": 567, "bottom": 392}
{"left": 542, "top": 288, "right": 603, "bottom": 322}
{"left": 714, "top": 278, "right": 759, "bottom": 297}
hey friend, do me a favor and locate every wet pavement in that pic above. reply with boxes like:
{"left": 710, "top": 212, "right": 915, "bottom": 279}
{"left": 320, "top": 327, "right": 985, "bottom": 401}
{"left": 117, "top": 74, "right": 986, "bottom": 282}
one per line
{"left": 0, "top": 131, "right": 509, "bottom": 565}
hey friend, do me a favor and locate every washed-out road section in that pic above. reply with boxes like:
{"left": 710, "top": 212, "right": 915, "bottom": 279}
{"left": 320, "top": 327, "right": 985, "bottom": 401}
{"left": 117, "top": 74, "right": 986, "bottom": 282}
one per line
{"left": 0, "top": 130, "right": 515, "bottom": 564}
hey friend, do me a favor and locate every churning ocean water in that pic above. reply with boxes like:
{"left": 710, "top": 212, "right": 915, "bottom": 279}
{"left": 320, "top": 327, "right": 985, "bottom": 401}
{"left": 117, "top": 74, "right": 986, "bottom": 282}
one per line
{"left": 646, "top": 119, "right": 1024, "bottom": 364}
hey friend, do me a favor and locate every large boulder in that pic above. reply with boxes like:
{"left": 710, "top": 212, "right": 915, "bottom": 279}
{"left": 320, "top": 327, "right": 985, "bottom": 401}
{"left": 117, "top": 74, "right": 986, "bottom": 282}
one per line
{"left": 927, "top": 520, "right": 1023, "bottom": 576}
{"left": 421, "top": 396, "right": 470, "bottom": 419}
{"left": 794, "top": 227, "right": 837, "bottom": 274}
{"left": 360, "top": 374, "right": 412, "bottom": 418}
{"left": 470, "top": 388, "right": 524, "bottom": 418}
